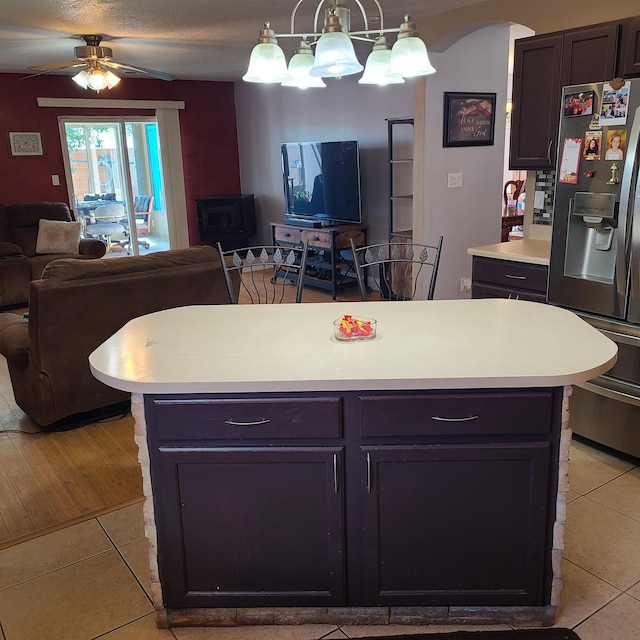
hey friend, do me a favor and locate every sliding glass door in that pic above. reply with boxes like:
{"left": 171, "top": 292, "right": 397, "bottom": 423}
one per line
{"left": 60, "top": 118, "right": 170, "bottom": 256}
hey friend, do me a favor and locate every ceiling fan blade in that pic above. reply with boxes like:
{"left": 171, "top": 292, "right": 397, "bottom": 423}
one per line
{"left": 21, "top": 63, "right": 88, "bottom": 80}
{"left": 103, "top": 60, "right": 173, "bottom": 81}
{"left": 28, "top": 60, "right": 86, "bottom": 72}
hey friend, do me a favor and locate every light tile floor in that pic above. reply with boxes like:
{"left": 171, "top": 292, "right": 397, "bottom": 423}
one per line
{"left": 0, "top": 438, "right": 639, "bottom": 640}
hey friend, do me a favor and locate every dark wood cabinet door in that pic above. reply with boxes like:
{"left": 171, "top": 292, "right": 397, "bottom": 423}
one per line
{"left": 360, "top": 443, "right": 552, "bottom": 606}
{"left": 619, "top": 18, "right": 640, "bottom": 77}
{"left": 560, "top": 24, "right": 619, "bottom": 85}
{"left": 155, "top": 446, "right": 345, "bottom": 608}
{"left": 510, "top": 35, "right": 563, "bottom": 169}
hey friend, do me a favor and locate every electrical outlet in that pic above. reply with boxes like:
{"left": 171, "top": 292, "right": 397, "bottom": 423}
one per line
{"left": 447, "top": 172, "right": 463, "bottom": 188}
{"left": 460, "top": 277, "right": 471, "bottom": 292}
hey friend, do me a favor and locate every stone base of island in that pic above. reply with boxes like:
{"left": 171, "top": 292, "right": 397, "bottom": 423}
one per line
{"left": 90, "top": 300, "right": 616, "bottom": 629}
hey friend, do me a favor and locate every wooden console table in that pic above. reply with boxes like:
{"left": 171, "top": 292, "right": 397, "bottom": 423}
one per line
{"left": 271, "top": 222, "right": 366, "bottom": 299}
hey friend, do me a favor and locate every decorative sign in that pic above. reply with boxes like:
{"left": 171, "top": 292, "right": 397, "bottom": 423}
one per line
{"left": 443, "top": 92, "right": 496, "bottom": 147}
{"left": 9, "top": 131, "right": 43, "bottom": 156}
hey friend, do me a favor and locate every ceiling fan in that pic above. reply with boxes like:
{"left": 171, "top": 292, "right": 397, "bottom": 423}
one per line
{"left": 26, "top": 34, "right": 173, "bottom": 90}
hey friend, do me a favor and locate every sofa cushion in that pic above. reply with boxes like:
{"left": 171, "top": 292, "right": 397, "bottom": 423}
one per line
{"left": 36, "top": 219, "right": 81, "bottom": 255}
{"left": 41, "top": 245, "right": 220, "bottom": 282}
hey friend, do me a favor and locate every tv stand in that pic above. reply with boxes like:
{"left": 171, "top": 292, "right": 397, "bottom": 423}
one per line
{"left": 272, "top": 221, "right": 366, "bottom": 299}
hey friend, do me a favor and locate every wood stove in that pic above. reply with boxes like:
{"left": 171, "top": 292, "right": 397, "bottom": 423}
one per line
{"left": 196, "top": 195, "right": 256, "bottom": 251}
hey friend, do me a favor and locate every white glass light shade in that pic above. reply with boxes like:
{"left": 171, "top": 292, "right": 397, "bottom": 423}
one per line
{"left": 283, "top": 53, "right": 326, "bottom": 88}
{"left": 309, "top": 31, "right": 363, "bottom": 78}
{"left": 243, "top": 42, "right": 290, "bottom": 83}
{"left": 389, "top": 36, "right": 436, "bottom": 78}
{"left": 72, "top": 69, "right": 90, "bottom": 88}
{"left": 359, "top": 45, "right": 404, "bottom": 85}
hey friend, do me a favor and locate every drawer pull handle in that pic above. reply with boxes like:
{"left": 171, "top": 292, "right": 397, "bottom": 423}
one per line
{"left": 283, "top": 233, "right": 291, "bottom": 237}
{"left": 224, "top": 418, "right": 271, "bottom": 426}
{"left": 366, "top": 452, "right": 372, "bottom": 492}
{"left": 333, "top": 453, "right": 339, "bottom": 493}
{"left": 312, "top": 236, "right": 320, "bottom": 241}
{"left": 431, "top": 415, "right": 479, "bottom": 422}
{"left": 505, "top": 274, "right": 526, "bottom": 280}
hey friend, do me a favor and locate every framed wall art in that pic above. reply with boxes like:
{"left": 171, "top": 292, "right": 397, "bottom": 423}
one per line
{"left": 443, "top": 92, "right": 496, "bottom": 147}
{"left": 9, "top": 131, "right": 43, "bottom": 157}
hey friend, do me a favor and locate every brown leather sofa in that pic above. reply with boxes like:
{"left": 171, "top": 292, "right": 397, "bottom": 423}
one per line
{"left": 0, "top": 245, "right": 238, "bottom": 429}
{"left": 0, "top": 202, "right": 106, "bottom": 308}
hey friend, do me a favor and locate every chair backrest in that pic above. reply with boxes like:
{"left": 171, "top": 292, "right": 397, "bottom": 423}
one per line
{"left": 350, "top": 237, "right": 443, "bottom": 301}
{"left": 217, "top": 241, "right": 309, "bottom": 304}
{"left": 134, "top": 195, "right": 154, "bottom": 212}
{"left": 93, "top": 203, "right": 125, "bottom": 222}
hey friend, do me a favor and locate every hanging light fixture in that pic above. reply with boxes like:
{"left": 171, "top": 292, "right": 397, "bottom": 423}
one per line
{"left": 358, "top": 36, "right": 404, "bottom": 85}
{"left": 243, "top": 0, "right": 436, "bottom": 88}
{"left": 282, "top": 40, "right": 326, "bottom": 88}
{"left": 72, "top": 62, "right": 121, "bottom": 92}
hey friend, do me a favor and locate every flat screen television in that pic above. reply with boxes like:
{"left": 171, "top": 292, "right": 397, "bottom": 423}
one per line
{"left": 281, "top": 140, "right": 361, "bottom": 225}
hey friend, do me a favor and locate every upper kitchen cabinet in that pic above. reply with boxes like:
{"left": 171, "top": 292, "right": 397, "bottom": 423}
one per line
{"left": 510, "top": 35, "right": 563, "bottom": 169}
{"left": 619, "top": 17, "right": 640, "bottom": 77}
{"left": 510, "top": 23, "right": 620, "bottom": 169}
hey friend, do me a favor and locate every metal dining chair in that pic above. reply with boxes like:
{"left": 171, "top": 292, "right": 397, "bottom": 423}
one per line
{"left": 349, "top": 236, "right": 443, "bottom": 301}
{"left": 217, "top": 241, "right": 309, "bottom": 304}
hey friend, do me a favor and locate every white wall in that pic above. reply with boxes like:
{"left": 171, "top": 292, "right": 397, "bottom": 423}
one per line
{"left": 416, "top": 24, "right": 511, "bottom": 299}
{"left": 234, "top": 23, "right": 511, "bottom": 300}
{"left": 234, "top": 76, "right": 415, "bottom": 246}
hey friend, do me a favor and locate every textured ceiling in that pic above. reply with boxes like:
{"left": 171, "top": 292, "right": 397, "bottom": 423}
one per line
{"left": 0, "top": 0, "right": 488, "bottom": 82}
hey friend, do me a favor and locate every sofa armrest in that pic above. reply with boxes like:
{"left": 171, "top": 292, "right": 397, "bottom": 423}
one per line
{"left": 79, "top": 238, "right": 107, "bottom": 258}
{"left": 0, "top": 313, "right": 29, "bottom": 364}
{"left": 0, "top": 242, "right": 24, "bottom": 258}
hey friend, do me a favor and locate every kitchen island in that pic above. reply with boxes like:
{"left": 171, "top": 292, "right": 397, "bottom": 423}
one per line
{"left": 90, "top": 299, "right": 616, "bottom": 629}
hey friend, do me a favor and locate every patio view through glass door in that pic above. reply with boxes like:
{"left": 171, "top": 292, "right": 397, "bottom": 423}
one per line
{"left": 61, "top": 118, "right": 170, "bottom": 257}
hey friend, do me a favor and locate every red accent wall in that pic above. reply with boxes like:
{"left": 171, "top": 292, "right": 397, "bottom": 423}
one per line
{"left": 0, "top": 73, "right": 241, "bottom": 245}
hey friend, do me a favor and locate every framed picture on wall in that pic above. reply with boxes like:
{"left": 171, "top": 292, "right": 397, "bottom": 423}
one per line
{"left": 443, "top": 92, "right": 496, "bottom": 147}
{"left": 9, "top": 131, "right": 43, "bottom": 156}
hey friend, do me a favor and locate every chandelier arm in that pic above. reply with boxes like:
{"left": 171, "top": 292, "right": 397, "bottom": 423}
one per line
{"left": 289, "top": 0, "right": 308, "bottom": 34}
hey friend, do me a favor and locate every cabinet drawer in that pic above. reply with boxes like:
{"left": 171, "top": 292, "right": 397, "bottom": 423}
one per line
{"left": 302, "top": 229, "right": 332, "bottom": 249}
{"left": 359, "top": 391, "right": 554, "bottom": 437}
{"left": 150, "top": 396, "right": 342, "bottom": 440}
{"left": 273, "top": 225, "right": 302, "bottom": 244}
{"left": 472, "top": 282, "right": 547, "bottom": 303}
{"left": 472, "top": 257, "right": 548, "bottom": 294}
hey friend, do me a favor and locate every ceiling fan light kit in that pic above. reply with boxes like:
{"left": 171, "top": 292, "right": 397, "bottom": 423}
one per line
{"left": 26, "top": 34, "right": 173, "bottom": 91}
{"left": 243, "top": 0, "right": 436, "bottom": 88}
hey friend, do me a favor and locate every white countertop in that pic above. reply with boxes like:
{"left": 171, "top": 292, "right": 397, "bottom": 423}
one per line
{"left": 467, "top": 239, "right": 551, "bottom": 265}
{"left": 89, "top": 300, "right": 616, "bottom": 394}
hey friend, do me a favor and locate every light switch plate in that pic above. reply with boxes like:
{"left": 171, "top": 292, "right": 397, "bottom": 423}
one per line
{"left": 534, "top": 190, "right": 545, "bottom": 209}
{"left": 448, "top": 172, "right": 463, "bottom": 188}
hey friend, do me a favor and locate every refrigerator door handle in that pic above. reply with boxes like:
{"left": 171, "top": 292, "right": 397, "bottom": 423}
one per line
{"left": 617, "top": 106, "right": 640, "bottom": 304}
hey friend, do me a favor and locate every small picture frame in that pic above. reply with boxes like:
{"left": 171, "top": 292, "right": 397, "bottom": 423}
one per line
{"left": 443, "top": 92, "right": 496, "bottom": 147}
{"left": 9, "top": 131, "right": 43, "bottom": 157}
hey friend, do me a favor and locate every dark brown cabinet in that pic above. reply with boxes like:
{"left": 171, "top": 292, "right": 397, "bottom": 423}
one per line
{"left": 146, "top": 388, "right": 561, "bottom": 611}
{"left": 510, "top": 23, "right": 621, "bottom": 169}
{"left": 471, "top": 256, "right": 548, "bottom": 302}
{"left": 619, "top": 17, "right": 640, "bottom": 76}
{"left": 360, "top": 443, "right": 551, "bottom": 605}
{"left": 510, "top": 35, "right": 564, "bottom": 169}
{"left": 147, "top": 395, "right": 346, "bottom": 608}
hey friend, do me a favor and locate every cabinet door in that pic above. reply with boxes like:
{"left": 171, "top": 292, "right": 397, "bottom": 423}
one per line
{"left": 155, "top": 446, "right": 345, "bottom": 608}
{"left": 619, "top": 18, "right": 640, "bottom": 77}
{"left": 560, "top": 24, "right": 619, "bottom": 85}
{"left": 360, "top": 443, "right": 552, "bottom": 606}
{"left": 510, "top": 35, "right": 563, "bottom": 169}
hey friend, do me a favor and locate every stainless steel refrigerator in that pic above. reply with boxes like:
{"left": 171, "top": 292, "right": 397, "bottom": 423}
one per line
{"left": 548, "top": 79, "right": 640, "bottom": 458}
